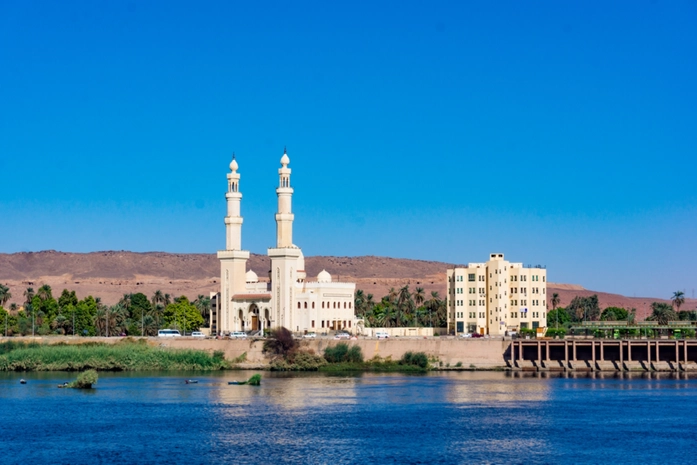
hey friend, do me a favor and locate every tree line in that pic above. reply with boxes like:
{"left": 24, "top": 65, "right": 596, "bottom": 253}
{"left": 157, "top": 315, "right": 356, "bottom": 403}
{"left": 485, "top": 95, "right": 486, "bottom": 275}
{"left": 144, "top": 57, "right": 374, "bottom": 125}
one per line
{"left": 354, "top": 286, "right": 448, "bottom": 328}
{"left": 0, "top": 284, "right": 211, "bottom": 337}
{"left": 547, "top": 290, "right": 695, "bottom": 328}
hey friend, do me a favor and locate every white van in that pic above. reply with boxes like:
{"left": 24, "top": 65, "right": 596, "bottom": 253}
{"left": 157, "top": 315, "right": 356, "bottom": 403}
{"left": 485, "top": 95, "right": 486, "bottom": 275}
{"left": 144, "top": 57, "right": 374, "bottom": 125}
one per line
{"left": 157, "top": 329, "right": 181, "bottom": 337}
{"left": 229, "top": 332, "right": 247, "bottom": 339}
{"left": 375, "top": 330, "right": 389, "bottom": 339}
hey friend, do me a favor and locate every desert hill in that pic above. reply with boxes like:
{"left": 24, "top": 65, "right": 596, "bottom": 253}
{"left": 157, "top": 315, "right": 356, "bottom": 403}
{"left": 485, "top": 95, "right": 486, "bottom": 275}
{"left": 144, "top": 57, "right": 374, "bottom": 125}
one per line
{"left": 0, "top": 251, "right": 691, "bottom": 320}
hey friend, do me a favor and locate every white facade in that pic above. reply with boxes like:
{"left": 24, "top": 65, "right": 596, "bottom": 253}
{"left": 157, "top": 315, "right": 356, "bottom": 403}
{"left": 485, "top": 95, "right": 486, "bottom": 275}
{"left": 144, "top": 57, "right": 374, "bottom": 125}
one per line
{"left": 212, "top": 151, "right": 359, "bottom": 335}
{"left": 447, "top": 253, "right": 547, "bottom": 336}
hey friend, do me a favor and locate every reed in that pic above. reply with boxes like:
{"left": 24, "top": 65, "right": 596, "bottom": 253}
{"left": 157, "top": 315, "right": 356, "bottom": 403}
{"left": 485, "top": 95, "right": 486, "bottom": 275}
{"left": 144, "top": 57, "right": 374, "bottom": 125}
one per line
{"left": 0, "top": 341, "right": 230, "bottom": 372}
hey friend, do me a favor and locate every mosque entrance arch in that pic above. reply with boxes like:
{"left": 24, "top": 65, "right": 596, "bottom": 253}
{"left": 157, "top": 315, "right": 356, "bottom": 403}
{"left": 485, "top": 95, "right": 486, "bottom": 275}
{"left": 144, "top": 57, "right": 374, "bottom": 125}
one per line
{"left": 249, "top": 303, "right": 260, "bottom": 331}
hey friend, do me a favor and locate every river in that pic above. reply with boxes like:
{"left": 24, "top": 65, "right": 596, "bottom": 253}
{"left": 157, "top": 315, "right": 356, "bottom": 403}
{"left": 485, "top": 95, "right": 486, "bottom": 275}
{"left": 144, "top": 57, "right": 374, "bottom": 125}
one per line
{"left": 1, "top": 371, "right": 695, "bottom": 464}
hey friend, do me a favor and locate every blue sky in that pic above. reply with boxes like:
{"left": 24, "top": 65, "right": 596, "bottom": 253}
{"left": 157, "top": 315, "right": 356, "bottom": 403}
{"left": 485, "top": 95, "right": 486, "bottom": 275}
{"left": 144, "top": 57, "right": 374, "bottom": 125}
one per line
{"left": 1, "top": 1, "right": 695, "bottom": 298}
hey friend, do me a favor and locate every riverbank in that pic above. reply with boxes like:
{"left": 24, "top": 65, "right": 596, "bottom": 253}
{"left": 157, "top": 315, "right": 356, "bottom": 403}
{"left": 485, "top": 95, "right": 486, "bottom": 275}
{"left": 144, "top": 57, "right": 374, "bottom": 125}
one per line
{"left": 0, "top": 339, "right": 230, "bottom": 371}
{"left": 0, "top": 336, "right": 513, "bottom": 371}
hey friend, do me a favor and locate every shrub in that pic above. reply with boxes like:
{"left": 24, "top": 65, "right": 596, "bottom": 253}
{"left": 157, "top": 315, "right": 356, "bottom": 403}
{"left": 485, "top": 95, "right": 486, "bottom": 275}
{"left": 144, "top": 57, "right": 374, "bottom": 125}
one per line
{"left": 455, "top": 361, "right": 462, "bottom": 367}
{"left": 324, "top": 343, "right": 349, "bottom": 363}
{"left": 271, "top": 351, "right": 327, "bottom": 371}
{"left": 346, "top": 345, "right": 363, "bottom": 363}
{"left": 262, "top": 327, "right": 297, "bottom": 357}
{"left": 400, "top": 351, "right": 428, "bottom": 369}
{"left": 546, "top": 328, "right": 566, "bottom": 339}
{"left": 67, "top": 369, "right": 98, "bottom": 388}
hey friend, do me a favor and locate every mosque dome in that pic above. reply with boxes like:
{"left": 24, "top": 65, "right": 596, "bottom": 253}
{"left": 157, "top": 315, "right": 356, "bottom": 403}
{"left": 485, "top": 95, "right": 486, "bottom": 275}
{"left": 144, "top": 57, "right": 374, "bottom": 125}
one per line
{"left": 245, "top": 269, "right": 258, "bottom": 283}
{"left": 230, "top": 156, "right": 238, "bottom": 172}
{"left": 317, "top": 269, "right": 332, "bottom": 283}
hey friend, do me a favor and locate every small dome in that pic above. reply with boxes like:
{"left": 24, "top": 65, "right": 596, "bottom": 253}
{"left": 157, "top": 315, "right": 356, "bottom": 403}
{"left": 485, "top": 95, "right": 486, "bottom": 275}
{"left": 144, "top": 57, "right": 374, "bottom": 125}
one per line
{"left": 280, "top": 152, "right": 290, "bottom": 166}
{"left": 245, "top": 269, "right": 258, "bottom": 283}
{"left": 317, "top": 269, "right": 332, "bottom": 283}
{"left": 229, "top": 156, "right": 238, "bottom": 172}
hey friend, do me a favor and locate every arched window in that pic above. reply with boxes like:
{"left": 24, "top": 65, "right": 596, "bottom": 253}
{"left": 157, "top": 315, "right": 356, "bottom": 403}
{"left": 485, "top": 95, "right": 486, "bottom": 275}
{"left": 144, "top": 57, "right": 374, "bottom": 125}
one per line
{"left": 349, "top": 302, "right": 352, "bottom": 309}
{"left": 297, "top": 302, "right": 301, "bottom": 309}
{"left": 333, "top": 302, "right": 336, "bottom": 309}
{"left": 343, "top": 302, "right": 347, "bottom": 309}
{"left": 312, "top": 302, "right": 315, "bottom": 309}
{"left": 322, "top": 302, "right": 325, "bottom": 309}
{"left": 304, "top": 302, "right": 307, "bottom": 309}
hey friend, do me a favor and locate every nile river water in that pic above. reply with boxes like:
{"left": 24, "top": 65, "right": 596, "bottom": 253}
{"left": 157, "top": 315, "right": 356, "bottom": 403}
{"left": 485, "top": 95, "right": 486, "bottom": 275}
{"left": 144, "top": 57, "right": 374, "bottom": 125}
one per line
{"left": 1, "top": 371, "right": 695, "bottom": 464}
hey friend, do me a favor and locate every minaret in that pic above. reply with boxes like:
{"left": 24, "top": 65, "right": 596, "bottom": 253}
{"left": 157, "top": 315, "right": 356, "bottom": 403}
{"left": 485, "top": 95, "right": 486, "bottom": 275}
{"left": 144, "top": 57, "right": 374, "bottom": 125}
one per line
{"left": 225, "top": 155, "right": 243, "bottom": 250}
{"left": 217, "top": 154, "right": 250, "bottom": 335}
{"left": 268, "top": 148, "right": 301, "bottom": 331}
{"left": 275, "top": 148, "right": 294, "bottom": 248}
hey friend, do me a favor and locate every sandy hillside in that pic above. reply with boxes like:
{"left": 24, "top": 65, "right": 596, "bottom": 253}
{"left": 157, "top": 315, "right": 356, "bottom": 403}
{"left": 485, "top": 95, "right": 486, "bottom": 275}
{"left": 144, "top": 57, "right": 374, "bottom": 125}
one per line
{"left": 0, "top": 251, "right": 692, "bottom": 320}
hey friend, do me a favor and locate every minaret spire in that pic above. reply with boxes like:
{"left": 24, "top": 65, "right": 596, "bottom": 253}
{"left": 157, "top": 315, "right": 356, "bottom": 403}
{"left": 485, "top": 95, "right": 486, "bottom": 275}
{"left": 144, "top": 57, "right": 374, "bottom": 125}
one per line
{"left": 275, "top": 148, "right": 294, "bottom": 247}
{"left": 225, "top": 154, "right": 243, "bottom": 250}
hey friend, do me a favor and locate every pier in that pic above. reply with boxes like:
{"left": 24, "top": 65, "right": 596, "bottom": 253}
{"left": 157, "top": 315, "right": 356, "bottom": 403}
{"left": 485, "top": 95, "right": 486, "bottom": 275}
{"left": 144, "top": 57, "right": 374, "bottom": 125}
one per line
{"left": 509, "top": 339, "right": 697, "bottom": 372}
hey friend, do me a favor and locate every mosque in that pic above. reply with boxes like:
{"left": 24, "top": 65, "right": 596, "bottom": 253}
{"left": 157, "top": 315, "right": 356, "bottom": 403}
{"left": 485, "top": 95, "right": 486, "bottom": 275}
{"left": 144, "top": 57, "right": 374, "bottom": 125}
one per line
{"left": 210, "top": 150, "right": 359, "bottom": 336}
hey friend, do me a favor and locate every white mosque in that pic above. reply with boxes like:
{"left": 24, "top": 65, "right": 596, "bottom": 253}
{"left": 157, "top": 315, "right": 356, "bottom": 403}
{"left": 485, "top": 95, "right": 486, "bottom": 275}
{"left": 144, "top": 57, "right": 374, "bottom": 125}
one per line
{"left": 210, "top": 150, "right": 359, "bottom": 336}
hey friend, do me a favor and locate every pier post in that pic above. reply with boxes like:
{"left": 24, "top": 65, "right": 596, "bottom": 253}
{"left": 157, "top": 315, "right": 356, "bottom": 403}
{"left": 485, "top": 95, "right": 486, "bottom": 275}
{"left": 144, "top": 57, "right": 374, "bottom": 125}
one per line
{"left": 546, "top": 341, "right": 550, "bottom": 363}
{"left": 647, "top": 341, "right": 651, "bottom": 367}
{"left": 591, "top": 341, "right": 596, "bottom": 370}
{"left": 676, "top": 340, "right": 679, "bottom": 365}
{"left": 572, "top": 340, "right": 577, "bottom": 362}
{"left": 628, "top": 340, "right": 631, "bottom": 362}
{"left": 620, "top": 340, "right": 624, "bottom": 369}
{"left": 684, "top": 340, "right": 688, "bottom": 366}
{"left": 537, "top": 340, "right": 541, "bottom": 367}
{"left": 600, "top": 340, "right": 604, "bottom": 361}
{"left": 519, "top": 340, "right": 523, "bottom": 366}
{"left": 564, "top": 341, "right": 569, "bottom": 369}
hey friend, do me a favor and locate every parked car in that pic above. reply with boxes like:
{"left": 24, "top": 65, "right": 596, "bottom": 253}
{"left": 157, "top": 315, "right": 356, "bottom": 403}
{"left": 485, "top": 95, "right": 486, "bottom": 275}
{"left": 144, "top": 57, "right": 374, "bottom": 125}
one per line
{"left": 471, "top": 332, "right": 483, "bottom": 338}
{"left": 459, "top": 333, "right": 472, "bottom": 338}
{"left": 304, "top": 332, "right": 317, "bottom": 339}
{"left": 334, "top": 332, "right": 350, "bottom": 340}
{"left": 375, "top": 330, "right": 389, "bottom": 339}
{"left": 191, "top": 331, "right": 206, "bottom": 338}
{"left": 229, "top": 332, "right": 247, "bottom": 339}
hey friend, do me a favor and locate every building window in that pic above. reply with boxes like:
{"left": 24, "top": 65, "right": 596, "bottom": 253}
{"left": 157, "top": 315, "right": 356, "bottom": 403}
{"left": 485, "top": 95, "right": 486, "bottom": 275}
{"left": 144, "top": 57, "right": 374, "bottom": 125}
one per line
{"left": 349, "top": 302, "right": 352, "bottom": 309}
{"left": 297, "top": 302, "right": 301, "bottom": 309}
{"left": 304, "top": 302, "right": 308, "bottom": 309}
{"left": 312, "top": 302, "right": 315, "bottom": 309}
{"left": 312, "top": 320, "right": 315, "bottom": 328}
{"left": 322, "top": 321, "right": 325, "bottom": 328}
{"left": 322, "top": 302, "right": 325, "bottom": 309}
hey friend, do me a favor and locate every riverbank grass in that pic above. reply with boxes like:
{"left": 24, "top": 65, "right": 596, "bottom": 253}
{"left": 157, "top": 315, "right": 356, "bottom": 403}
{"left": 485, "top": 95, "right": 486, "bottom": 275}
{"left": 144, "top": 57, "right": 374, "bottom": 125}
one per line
{"left": 0, "top": 340, "right": 230, "bottom": 371}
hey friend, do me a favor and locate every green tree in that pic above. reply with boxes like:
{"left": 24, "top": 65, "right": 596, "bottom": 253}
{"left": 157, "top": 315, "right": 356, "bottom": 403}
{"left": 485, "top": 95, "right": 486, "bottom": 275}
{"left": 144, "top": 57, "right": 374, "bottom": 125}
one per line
{"left": 648, "top": 302, "right": 677, "bottom": 326}
{"left": 671, "top": 291, "right": 685, "bottom": 312}
{"left": 600, "top": 307, "right": 629, "bottom": 321}
{"left": 0, "top": 284, "right": 11, "bottom": 307}
{"left": 58, "top": 289, "right": 78, "bottom": 310}
{"left": 547, "top": 307, "right": 570, "bottom": 327}
{"left": 23, "top": 287, "right": 35, "bottom": 306}
{"left": 567, "top": 295, "right": 600, "bottom": 322}
{"left": 163, "top": 296, "right": 204, "bottom": 333}
{"left": 193, "top": 294, "right": 212, "bottom": 326}
{"left": 36, "top": 284, "right": 52, "bottom": 302}
{"left": 550, "top": 293, "right": 560, "bottom": 311}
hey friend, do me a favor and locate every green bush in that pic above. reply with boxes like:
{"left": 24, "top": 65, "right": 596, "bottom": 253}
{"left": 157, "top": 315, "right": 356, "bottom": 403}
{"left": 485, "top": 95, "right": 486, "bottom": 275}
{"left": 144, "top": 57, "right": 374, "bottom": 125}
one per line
{"left": 400, "top": 351, "right": 429, "bottom": 368}
{"left": 67, "top": 369, "right": 98, "bottom": 388}
{"left": 345, "top": 345, "right": 363, "bottom": 363}
{"left": 683, "top": 329, "right": 696, "bottom": 338}
{"left": 546, "top": 328, "right": 566, "bottom": 339}
{"left": 324, "top": 343, "right": 349, "bottom": 363}
{"left": 271, "top": 351, "right": 327, "bottom": 371}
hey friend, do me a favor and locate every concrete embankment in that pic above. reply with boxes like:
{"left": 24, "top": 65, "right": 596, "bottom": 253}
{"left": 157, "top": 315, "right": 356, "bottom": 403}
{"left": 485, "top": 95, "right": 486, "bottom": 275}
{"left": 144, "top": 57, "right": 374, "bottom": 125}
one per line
{"left": 2, "top": 336, "right": 512, "bottom": 369}
{"left": 159, "top": 337, "right": 510, "bottom": 369}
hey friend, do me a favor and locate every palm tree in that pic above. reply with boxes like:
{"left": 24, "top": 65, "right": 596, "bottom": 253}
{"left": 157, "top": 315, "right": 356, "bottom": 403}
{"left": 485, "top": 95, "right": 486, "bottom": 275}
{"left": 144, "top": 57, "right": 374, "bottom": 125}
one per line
{"left": 649, "top": 302, "right": 677, "bottom": 326}
{"left": 119, "top": 293, "right": 132, "bottom": 311}
{"left": 193, "top": 295, "right": 211, "bottom": 325}
{"left": 0, "top": 284, "right": 11, "bottom": 307}
{"left": 397, "top": 285, "right": 414, "bottom": 327}
{"left": 672, "top": 291, "right": 685, "bottom": 313}
{"left": 9, "top": 303, "right": 18, "bottom": 312}
{"left": 354, "top": 290, "right": 366, "bottom": 316}
{"left": 36, "top": 284, "right": 52, "bottom": 302}
{"left": 142, "top": 314, "right": 158, "bottom": 336}
{"left": 387, "top": 287, "right": 398, "bottom": 305}
{"left": 414, "top": 287, "right": 425, "bottom": 308}
{"left": 152, "top": 290, "right": 165, "bottom": 306}
{"left": 551, "top": 293, "right": 561, "bottom": 328}
{"left": 164, "top": 293, "right": 172, "bottom": 306}
{"left": 150, "top": 302, "right": 165, "bottom": 330}
{"left": 551, "top": 293, "right": 560, "bottom": 311}
{"left": 24, "top": 287, "right": 35, "bottom": 306}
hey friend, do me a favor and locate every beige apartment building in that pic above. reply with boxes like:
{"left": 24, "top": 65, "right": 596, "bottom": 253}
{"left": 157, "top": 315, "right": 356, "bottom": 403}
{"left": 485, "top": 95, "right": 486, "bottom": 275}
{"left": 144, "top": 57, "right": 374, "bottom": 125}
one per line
{"left": 446, "top": 253, "right": 547, "bottom": 336}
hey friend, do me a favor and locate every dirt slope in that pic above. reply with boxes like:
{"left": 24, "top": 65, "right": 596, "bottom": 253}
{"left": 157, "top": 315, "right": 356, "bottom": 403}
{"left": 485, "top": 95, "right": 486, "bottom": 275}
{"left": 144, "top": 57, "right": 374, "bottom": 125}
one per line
{"left": 0, "top": 251, "right": 692, "bottom": 320}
